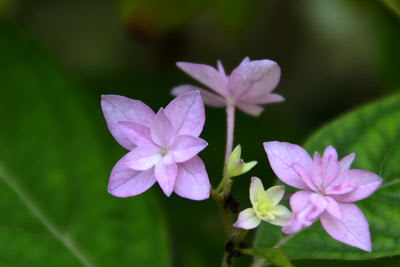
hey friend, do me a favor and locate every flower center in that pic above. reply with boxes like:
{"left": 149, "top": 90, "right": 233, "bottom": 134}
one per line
{"left": 255, "top": 199, "right": 275, "bottom": 218}
{"left": 159, "top": 147, "right": 169, "bottom": 156}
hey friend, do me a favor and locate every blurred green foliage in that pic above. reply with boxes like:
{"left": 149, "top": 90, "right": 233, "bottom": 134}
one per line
{"left": 0, "top": 20, "right": 169, "bottom": 266}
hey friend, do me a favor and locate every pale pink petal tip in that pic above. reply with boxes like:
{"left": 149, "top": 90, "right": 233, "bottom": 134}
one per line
{"left": 233, "top": 208, "right": 260, "bottom": 230}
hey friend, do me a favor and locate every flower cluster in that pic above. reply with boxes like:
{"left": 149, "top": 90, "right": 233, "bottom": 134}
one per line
{"left": 172, "top": 58, "right": 284, "bottom": 116}
{"left": 264, "top": 141, "right": 382, "bottom": 251}
{"left": 101, "top": 57, "right": 383, "bottom": 254}
{"left": 101, "top": 91, "right": 210, "bottom": 200}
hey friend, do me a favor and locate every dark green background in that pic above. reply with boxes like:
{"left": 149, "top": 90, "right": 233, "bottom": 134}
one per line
{"left": 0, "top": 0, "right": 399, "bottom": 266}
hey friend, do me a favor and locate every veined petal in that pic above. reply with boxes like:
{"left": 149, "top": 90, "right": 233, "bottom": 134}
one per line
{"left": 174, "top": 156, "right": 210, "bottom": 200}
{"left": 171, "top": 84, "right": 226, "bottom": 107}
{"left": 265, "top": 185, "right": 285, "bottom": 206}
{"left": 101, "top": 95, "right": 155, "bottom": 150}
{"left": 228, "top": 59, "right": 281, "bottom": 100}
{"left": 264, "top": 141, "right": 313, "bottom": 190}
{"left": 107, "top": 154, "right": 156, "bottom": 198}
{"left": 233, "top": 208, "right": 261, "bottom": 230}
{"left": 320, "top": 203, "right": 371, "bottom": 251}
{"left": 171, "top": 135, "right": 208, "bottom": 163}
{"left": 155, "top": 157, "right": 178, "bottom": 196}
{"left": 176, "top": 62, "right": 228, "bottom": 96}
{"left": 250, "top": 177, "right": 265, "bottom": 206}
{"left": 165, "top": 91, "right": 205, "bottom": 137}
{"left": 125, "top": 144, "right": 161, "bottom": 171}
{"left": 331, "top": 170, "right": 382, "bottom": 202}
{"left": 236, "top": 103, "right": 264, "bottom": 116}
{"left": 339, "top": 153, "right": 356, "bottom": 171}
{"left": 118, "top": 121, "right": 152, "bottom": 145}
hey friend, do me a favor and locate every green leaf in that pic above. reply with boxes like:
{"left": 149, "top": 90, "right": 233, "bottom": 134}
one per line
{"left": 382, "top": 0, "right": 400, "bottom": 17}
{"left": 0, "top": 20, "right": 170, "bottom": 266}
{"left": 254, "top": 92, "right": 400, "bottom": 260}
{"left": 251, "top": 248, "right": 294, "bottom": 267}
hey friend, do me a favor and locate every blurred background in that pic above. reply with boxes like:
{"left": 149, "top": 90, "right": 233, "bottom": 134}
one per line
{"left": 0, "top": 0, "right": 399, "bottom": 266}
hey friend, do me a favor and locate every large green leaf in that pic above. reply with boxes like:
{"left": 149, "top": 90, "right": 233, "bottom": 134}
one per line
{"left": 0, "top": 21, "right": 169, "bottom": 266}
{"left": 254, "top": 92, "right": 400, "bottom": 260}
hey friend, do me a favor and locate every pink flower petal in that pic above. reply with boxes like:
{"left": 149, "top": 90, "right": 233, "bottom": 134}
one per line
{"left": 125, "top": 144, "right": 161, "bottom": 171}
{"left": 155, "top": 157, "right": 178, "bottom": 196}
{"left": 330, "top": 170, "right": 382, "bottom": 202}
{"left": 228, "top": 59, "right": 281, "bottom": 100}
{"left": 164, "top": 91, "right": 205, "bottom": 137}
{"left": 101, "top": 95, "right": 155, "bottom": 150}
{"left": 107, "top": 154, "right": 156, "bottom": 198}
{"left": 151, "top": 108, "right": 175, "bottom": 147}
{"left": 217, "top": 60, "right": 226, "bottom": 76}
{"left": 171, "top": 135, "right": 208, "bottom": 163}
{"left": 176, "top": 62, "right": 228, "bottom": 96}
{"left": 325, "top": 196, "right": 342, "bottom": 221}
{"left": 284, "top": 192, "right": 327, "bottom": 234}
{"left": 233, "top": 208, "right": 261, "bottom": 230}
{"left": 171, "top": 84, "right": 226, "bottom": 107}
{"left": 174, "top": 156, "right": 210, "bottom": 200}
{"left": 339, "top": 152, "right": 355, "bottom": 171}
{"left": 264, "top": 141, "right": 313, "bottom": 190}
{"left": 320, "top": 203, "right": 371, "bottom": 251}
{"left": 236, "top": 103, "right": 264, "bottom": 116}
{"left": 118, "top": 121, "right": 152, "bottom": 145}
{"left": 292, "top": 163, "right": 317, "bottom": 191}
{"left": 240, "top": 93, "right": 285, "bottom": 105}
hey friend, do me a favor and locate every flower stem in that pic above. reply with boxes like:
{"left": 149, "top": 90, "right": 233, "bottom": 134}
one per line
{"left": 225, "top": 104, "right": 235, "bottom": 163}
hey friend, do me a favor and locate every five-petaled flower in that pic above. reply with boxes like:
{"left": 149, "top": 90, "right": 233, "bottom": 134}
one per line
{"left": 101, "top": 91, "right": 211, "bottom": 200}
{"left": 264, "top": 141, "right": 383, "bottom": 251}
{"left": 171, "top": 58, "right": 284, "bottom": 116}
{"left": 234, "top": 177, "right": 291, "bottom": 229}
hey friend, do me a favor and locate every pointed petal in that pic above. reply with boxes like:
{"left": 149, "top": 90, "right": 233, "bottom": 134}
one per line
{"left": 265, "top": 185, "right": 285, "bottom": 206}
{"left": 263, "top": 141, "right": 313, "bottom": 190}
{"left": 233, "top": 208, "right": 261, "bottom": 230}
{"left": 217, "top": 60, "right": 226, "bottom": 76}
{"left": 265, "top": 205, "right": 291, "bottom": 226}
{"left": 320, "top": 203, "right": 371, "bottom": 251}
{"left": 165, "top": 91, "right": 205, "bottom": 137}
{"left": 239, "top": 57, "right": 250, "bottom": 66}
{"left": 107, "top": 154, "right": 156, "bottom": 198}
{"left": 236, "top": 103, "right": 264, "bottom": 116}
{"left": 171, "top": 135, "right": 208, "bottom": 163}
{"left": 250, "top": 177, "right": 265, "bottom": 206}
{"left": 125, "top": 144, "right": 161, "bottom": 171}
{"left": 174, "top": 156, "right": 210, "bottom": 200}
{"left": 322, "top": 146, "right": 338, "bottom": 161}
{"left": 339, "top": 153, "right": 355, "bottom": 171}
{"left": 240, "top": 93, "right": 285, "bottom": 105}
{"left": 101, "top": 95, "right": 155, "bottom": 150}
{"left": 151, "top": 108, "right": 175, "bottom": 147}
{"left": 176, "top": 62, "right": 228, "bottom": 96}
{"left": 155, "top": 157, "right": 178, "bottom": 196}
{"left": 118, "top": 121, "right": 152, "bottom": 145}
{"left": 228, "top": 59, "right": 281, "bottom": 100}
{"left": 325, "top": 196, "right": 342, "bottom": 221}
{"left": 331, "top": 170, "right": 382, "bottom": 202}
{"left": 171, "top": 84, "right": 226, "bottom": 107}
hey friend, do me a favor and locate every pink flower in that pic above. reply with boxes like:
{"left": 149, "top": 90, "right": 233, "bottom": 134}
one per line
{"left": 171, "top": 58, "right": 284, "bottom": 116}
{"left": 264, "top": 141, "right": 382, "bottom": 251}
{"left": 101, "top": 91, "right": 210, "bottom": 200}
